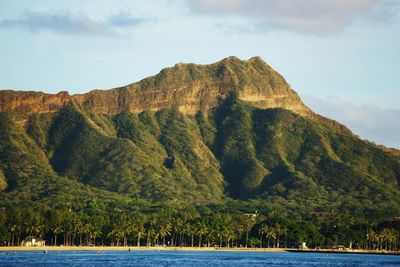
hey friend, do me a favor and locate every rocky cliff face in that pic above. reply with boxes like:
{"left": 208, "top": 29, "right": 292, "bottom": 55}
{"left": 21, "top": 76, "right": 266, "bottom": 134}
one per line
{"left": 0, "top": 90, "right": 70, "bottom": 114}
{"left": 0, "top": 56, "right": 311, "bottom": 117}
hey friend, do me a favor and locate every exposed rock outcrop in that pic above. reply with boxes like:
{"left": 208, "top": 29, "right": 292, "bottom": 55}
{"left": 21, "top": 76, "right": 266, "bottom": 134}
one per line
{"left": 0, "top": 90, "right": 70, "bottom": 114}
{"left": 0, "top": 56, "right": 311, "bottom": 117}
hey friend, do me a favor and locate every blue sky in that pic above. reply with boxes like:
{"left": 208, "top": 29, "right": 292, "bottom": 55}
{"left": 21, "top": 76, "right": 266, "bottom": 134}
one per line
{"left": 0, "top": 0, "right": 399, "bottom": 148}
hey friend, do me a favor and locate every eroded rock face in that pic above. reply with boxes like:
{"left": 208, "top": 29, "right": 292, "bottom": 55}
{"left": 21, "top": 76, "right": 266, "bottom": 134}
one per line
{"left": 0, "top": 90, "right": 70, "bottom": 114}
{"left": 0, "top": 56, "right": 311, "bottom": 116}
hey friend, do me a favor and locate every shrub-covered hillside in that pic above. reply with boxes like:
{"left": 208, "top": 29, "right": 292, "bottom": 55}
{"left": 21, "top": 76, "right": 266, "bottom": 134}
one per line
{"left": 0, "top": 95, "right": 399, "bottom": 220}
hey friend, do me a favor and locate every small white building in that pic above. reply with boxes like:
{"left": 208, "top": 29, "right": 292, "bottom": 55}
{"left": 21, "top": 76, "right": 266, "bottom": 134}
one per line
{"left": 21, "top": 236, "right": 46, "bottom": 247}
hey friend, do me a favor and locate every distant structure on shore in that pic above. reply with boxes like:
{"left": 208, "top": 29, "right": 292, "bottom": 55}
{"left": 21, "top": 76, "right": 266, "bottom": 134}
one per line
{"left": 21, "top": 236, "right": 46, "bottom": 247}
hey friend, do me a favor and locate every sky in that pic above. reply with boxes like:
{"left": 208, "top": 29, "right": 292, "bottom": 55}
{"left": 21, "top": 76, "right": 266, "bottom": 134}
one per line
{"left": 0, "top": 0, "right": 399, "bottom": 148}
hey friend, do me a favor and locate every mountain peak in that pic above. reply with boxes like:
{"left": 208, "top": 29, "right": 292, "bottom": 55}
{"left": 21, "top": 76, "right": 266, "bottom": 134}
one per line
{"left": 0, "top": 56, "right": 311, "bottom": 116}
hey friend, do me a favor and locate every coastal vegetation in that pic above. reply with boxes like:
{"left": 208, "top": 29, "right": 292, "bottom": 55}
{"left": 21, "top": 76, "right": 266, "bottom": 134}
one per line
{"left": 1, "top": 205, "right": 399, "bottom": 250}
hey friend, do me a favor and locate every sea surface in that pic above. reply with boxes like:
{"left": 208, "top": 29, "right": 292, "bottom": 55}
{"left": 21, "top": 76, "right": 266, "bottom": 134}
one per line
{"left": 0, "top": 250, "right": 399, "bottom": 266}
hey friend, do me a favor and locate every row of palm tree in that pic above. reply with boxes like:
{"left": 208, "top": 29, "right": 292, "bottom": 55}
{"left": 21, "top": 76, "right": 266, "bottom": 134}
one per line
{"left": 106, "top": 212, "right": 263, "bottom": 248}
{"left": 3, "top": 208, "right": 284, "bottom": 248}
{"left": 2, "top": 207, "right": 400, "bottom": 250}
{"left": 366, "top": 228, "right": 398, "bottom": 251}
{"left": 259, "top": 223, "right": 287, "bottom": 248}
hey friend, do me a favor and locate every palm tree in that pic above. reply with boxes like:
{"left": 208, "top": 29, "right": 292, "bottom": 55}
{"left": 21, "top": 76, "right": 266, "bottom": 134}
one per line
{"left": 380, "top": 228, "right": 397, "bottom": 251}
{"left": 225, "top": 228, "right": 235, "bottom": 248}
{"left": 259, "top": 224, "right": 269, "bottom": 248}
{"left": 371, "top": 230, "right": 379, "bottom": 250}
{"left": 10, "top": 224, "right": 17, "bottom": 246}
{"left": 206, "top": 229, "right": 215, "bottom": 247}
{"left": 117, "top": 215, "right": 131, "bottom": 247}
{"left": 159, "top": 219, "right": 172, "bottom": 246}
{"left": 78, "top": 223, "right": 90, "bottom": 246}
{"left": 243, "top": 215, "right": 256, "bottom": 248}
{"left": 26, "top": 222, "right": 45, "bottom": 239}
{"left": 378, "top": 229, "right": 393, "bottom": 250}
{"left": 8, "top": 208, "right": 22, "bottom": 246}
{"left": 172, "top": 218, "right": 183, "bottom": 247}
{"left": 234, "top": 223, "right": 245, "bottom": 248}
{"left": 108, "top": 226, "right": 123, "bottom": 246}
{"left": 217, "top": 226, "right": 224, "bottom": 248}
{"left": 265, "top": 226, "right": 276, "bottom": 248}
{"left": 388, "top": 229, "right": 398, "bottom": 251}
{"left": 366, "top": 228, "right": 376, "bottom": 250}
{"left": 62, "top": 210, "right": 81, "bottom": 246}
{"left": 147, "top": 215, "right": 159, "bottom": 246}
{"left": 274, "top": 223, "right": 287, "bottom": 248}
{"left": 189, "top": 224, "right": 196, "bottom": 247}
{"left": 52, "top": 225, "right": 63, "bottom": 246}
{"left": 71, "top": 214, "right": 83, "bottom": 246}
{"left": 90, "top": 227, "right": 102, "bottom": 247}
{"left": 196, "top": 221, "right": 208, "bottom": 247}
{"left": 146, "top": 227, "right": 155, "bottom": 247}
{"left": 133, "top": 215, "right": 146, "bottom": 247}
{"left": 50, "top": 211, "right": 63, "bottom": 246}
{"left": 182, "top": 222, "right": 192, "bottom": 247}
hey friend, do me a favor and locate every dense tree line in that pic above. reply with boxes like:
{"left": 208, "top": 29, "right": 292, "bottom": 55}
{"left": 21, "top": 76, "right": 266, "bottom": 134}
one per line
{"left": 0, "top": 205, "right": 399, "bottom": 251}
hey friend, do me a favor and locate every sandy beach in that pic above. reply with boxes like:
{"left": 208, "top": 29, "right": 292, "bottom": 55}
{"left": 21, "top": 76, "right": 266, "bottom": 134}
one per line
{"left": 0, "top": 246, "right": 286, "bottom": 252}
{"left": 0, "top": 246, "right": 399, "bottom": 255}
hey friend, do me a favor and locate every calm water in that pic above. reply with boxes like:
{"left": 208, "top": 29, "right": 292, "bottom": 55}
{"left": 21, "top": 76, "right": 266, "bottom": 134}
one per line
{"left": 0, "top": 250, "right": 399, "bottom": 267}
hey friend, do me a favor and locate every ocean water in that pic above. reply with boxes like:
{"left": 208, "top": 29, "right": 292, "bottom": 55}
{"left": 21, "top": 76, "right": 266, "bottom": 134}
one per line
{"left": 0, "top": 250, "right": 399, "bottom": 267}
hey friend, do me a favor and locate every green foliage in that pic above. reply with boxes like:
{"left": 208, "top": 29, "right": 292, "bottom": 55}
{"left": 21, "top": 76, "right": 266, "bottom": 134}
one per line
{"left": 155, "top": 108, "right": 224, "bottom": 200}
{"left": 138, "top": 110, "right": 161, "bottom": 136}
{"left": 1, "top": 97, "right": 400, "bottom": 226}
{"left": 26, "top": 113, "right": 53, "bottom": 149}
{"left": 195, "top": 111, "right": 216, "bottom": 147}
{"left": 114, "top": 111, "right": 166, "bottom": 162}
{"left": 214, "top": 95, "right": 268, "bottom": 198}
{"left": 0, "top": 111, "right": 128, "bottom": 209}
{"left": 1, "top": 205, "right": 399, "bottom": 250}
{"left": 0, "top": 169, "right": 7, "bottom": 191}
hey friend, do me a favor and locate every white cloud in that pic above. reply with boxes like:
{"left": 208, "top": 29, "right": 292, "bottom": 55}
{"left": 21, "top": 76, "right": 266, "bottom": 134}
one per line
{"left": 0, "top": 9, "right": 152, "bottom": 37}
{"left": 184, "top": 0, "right": 399, "bottom": 34}
{"left": 302, "top": 95, "right": 400, "bottom": 149}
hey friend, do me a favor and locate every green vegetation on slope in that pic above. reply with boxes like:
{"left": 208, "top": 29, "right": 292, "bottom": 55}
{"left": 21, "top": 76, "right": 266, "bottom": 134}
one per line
{"left": 207, "top": 96, "right": 400, "bottom": 216}
{"left": 213, "top": 95, "right": 268, "bottom": 198}
{"left": 0, "top": 111, "right": 134, "bottom": 208}
{"left": 0, "top": 96, "right": 399, "bottom": 222}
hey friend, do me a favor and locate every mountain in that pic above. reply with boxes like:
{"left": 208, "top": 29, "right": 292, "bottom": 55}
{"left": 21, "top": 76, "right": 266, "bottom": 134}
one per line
{"left": 0, "top": 56, "right": 399, "bottom": 217}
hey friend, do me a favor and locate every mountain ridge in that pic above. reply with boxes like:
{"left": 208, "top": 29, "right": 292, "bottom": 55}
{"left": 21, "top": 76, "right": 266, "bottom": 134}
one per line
{"left": 1, "top": 56, "right": 354, "bottom": 139}
{"left": 1, "top": 56, "right": 310, "bottom": 116}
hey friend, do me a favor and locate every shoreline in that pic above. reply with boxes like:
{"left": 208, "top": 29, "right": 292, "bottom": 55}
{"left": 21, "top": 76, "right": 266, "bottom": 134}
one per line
{"left": 285, "top": 249, "right": 400, "bottom": 256}
{"left": 0, "top": 246, "right": 399, "bottom": 255}
{"left": 0, "top": 246, "right": 285, "bottom": 252}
